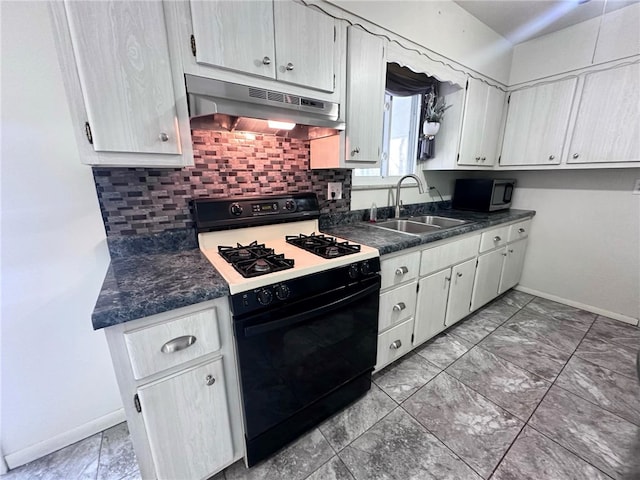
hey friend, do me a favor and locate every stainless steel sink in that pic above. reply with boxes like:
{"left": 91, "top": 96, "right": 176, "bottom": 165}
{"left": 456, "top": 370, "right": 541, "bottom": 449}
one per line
{"left": 374, "top": 220, "right": 442, "bottom": 235}
{"left": 405, "top": 216, "right": 469, "bottom": 228}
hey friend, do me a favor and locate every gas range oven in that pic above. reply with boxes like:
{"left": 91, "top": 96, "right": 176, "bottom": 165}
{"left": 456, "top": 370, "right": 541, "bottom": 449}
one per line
{"left": 193, "top": 193, "right": 381, "bottom": 467}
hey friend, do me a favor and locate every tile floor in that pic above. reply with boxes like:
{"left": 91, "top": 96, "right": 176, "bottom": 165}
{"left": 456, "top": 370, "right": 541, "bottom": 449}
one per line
{"left": 4, "top": 290, "right": 640, "bottom": 480}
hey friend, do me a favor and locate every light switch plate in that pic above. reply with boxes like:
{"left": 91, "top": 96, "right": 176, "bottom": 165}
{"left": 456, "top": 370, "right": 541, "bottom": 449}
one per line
{"left": 633, "top": 179, "right": 640, "bottom": 195}
{"left": 328, "top": 182, "right": 343, "bottom": 200}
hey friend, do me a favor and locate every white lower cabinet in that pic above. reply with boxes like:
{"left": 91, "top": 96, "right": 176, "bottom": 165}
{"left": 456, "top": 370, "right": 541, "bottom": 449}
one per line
{"left": 104, "top": 298, "right": 243, "bottom": 480}
{"left": 137, "top": 357, "right": 233, "bottom": 480}
{"left": 499, "top": 238, "right": 528, "bottom": 294}
{"left": 444, "top": 258, "right": 477, "bottom": 326}
{"left": 414, "top": 269, "right": 450, "bottom": 345}
{"left": 470, "top": 247, "right": 506, "bottom": 311}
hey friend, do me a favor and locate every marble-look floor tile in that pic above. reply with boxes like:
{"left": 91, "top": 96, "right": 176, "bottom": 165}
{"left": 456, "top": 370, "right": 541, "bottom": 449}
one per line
{"left": 587, "top": 316, "right": 640, "bottom": 350}
{"left": 318, "top": 383, "right": 396, "bottom": 451}
{"left": 339, "top": 407, "right": 482, "bottom": 480}
{"left": 492, "top": 426, "right": 610, "bottom": 480}
{"left": 473, "top": 296, "right": 520, "bottom": 324}
{"left": 556, "top": 356, "right": 640, "bottom": 426}
{"left": 446, "top": 347, "right": 550, "bottom": 421}
{"left": 529, "top": 386, "right": 640, "bottom": 480}
{"left": 415, "top": 332, "right": 473, "bottom": 369}
{"left": 479, "top": 327, "right": 571, "bottom": 382}
{"left": 96, "top": 422, "right": 138, "bottom": 480}
{"left": 447, "top": 314, "right": 502, "bottom": 345}
{"left": 2, "top": 433, "right": 102, "bottom": 480}
{"left": 499, "top": 289, "right": 534, "bottom": 310}
{"left": 306, "top": 456, "right": 354, "bottom": 480}
{"left": 574, "top": 335, "right": 638, "bottom": 379}
{"left": 373, "top": 353, "right": 440, "bottom": 403}
{"left": 403, "top": 373, "right": 523, "bottom": 478}
{"left": 225, "top": 428, "right": 333, "bottom": 480}
{"left": 524, "top": 297, "right": 597, "bottom": 332}
{"left": 503, "top": 308, "right": 586, "bottom": 353}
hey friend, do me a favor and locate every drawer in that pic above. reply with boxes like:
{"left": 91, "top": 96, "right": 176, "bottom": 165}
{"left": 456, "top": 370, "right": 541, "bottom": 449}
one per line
{"left": 124, "top": 307, "right": 221, "bottom": 380}
{"left": 381, "top": 251, "right": 421, "bottom": 290}
{"left": 375, "top": 318, "right": 414, "bottom": 372}
{"left": 420, "top": 235, "right": 480, "bottom": 276}
{"left": 479, "top": 225, "right": 510, "bottom": 253}
{"left": 378, "top": 282, "right": 417, "bottom": 332}
{"left": 508, "top": 219, "right": 532, "bottom": 242}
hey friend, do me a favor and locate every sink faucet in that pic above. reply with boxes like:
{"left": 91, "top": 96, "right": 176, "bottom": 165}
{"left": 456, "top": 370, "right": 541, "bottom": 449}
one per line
{"left": 395, "top": 174, "right": 425, "bottom": 218}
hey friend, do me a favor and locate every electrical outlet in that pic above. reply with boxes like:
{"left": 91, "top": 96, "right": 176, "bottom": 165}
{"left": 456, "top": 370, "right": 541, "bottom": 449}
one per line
{"left": 634, "top": 179, "right": 640, "bottom": 195}
{"left": 327, "top": 182, "right": 343, "bottom": 200}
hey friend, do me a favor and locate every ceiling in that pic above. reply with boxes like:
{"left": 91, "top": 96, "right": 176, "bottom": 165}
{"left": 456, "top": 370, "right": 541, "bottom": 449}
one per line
{"left": 454, "top": 0, "right": 638, "bottom": 44}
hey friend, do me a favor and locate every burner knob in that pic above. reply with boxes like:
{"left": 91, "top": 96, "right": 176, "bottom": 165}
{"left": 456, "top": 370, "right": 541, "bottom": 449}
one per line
{"left": 275, "top": 284, "right": 290, "bottom": 300}
{"left": 256, "top": 289, "right": 273, "bottom": 306}
{"left": 348, "top": 264, "right": 360, "bottom": 279}
{"left": 360, "top": 261, "right": 371, "bottom": 276}
{"left": 230, "top": 203, "right": 243, "bottom": 216}
{"left": 285, "top": 200, "right": 296, "bottom": 212}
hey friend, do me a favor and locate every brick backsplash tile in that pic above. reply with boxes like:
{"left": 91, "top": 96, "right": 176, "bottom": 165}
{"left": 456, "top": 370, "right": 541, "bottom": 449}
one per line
{"left": 93, "top": 130, "right": 351, "bottom": 237}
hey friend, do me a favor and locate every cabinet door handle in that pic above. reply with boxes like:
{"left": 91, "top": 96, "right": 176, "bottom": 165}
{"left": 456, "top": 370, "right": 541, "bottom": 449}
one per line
{"left": 518, "top": 228, "right": 525, "bottom": 233}
{"left": 390, "top": 340, "right": 402, "bottom": 350}
{"left": 456, "top": 272, "right": 463, "bottom": 277}
{"left": 395, "top": 266, "right": 409, "bottom": 276}
{"left": 548, "top": 155, "right": 555, "bottom": 160}
{"left": 494, "top": 236, "right": 501, "bottom": 242}
{"left": 351, "top": 147, "right": 360, "bottom": 156}
{"left": 573, "top": 153, "right": 580, "bottom": 159}
{"left": 509, "top": 249, "right": 514, "bottom": 253}
{"left": 159, "top": 132, "right": 169, "bottom": 142}
{"left": 481, "top": 157, "right": 486, "bottom": 162}
{"left": 205, "top": 375, "right": 216, "bottom": 386}
{"left": 161, "top": 335, "right": 196, "bottom": 353}
{"left": 262, "top": 56, "right": 271, "bottom": 65}
{"left": 285, "top": 62, "right": 294, "bottom": 71}
{"left": 502, "top": 252, "right": 508, "bottom": 257}
{"left": 475, "top": 156, "right": 481, "bottom": 161}
{"left": 392, "top": 302, "right": 406, "bottom": 312}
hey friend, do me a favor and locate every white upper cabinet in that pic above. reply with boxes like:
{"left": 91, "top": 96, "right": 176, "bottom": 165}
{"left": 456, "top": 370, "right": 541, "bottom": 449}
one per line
{"left": 345, "top": 26, "right": 386, "bottom": 164}
{"left": 500, "top": 78, "right": 577, "bottom": 166}
{"left": 51, "top": 1, "right": 192, "bottom": 167}
{"left": 458, "top": 78, "right": 506, "bottom": 167}
{"left": 567, "top": 63, "right": 640, "bottom": 164}
{"left": 189, "top": 1, "right": 335, "bottom": 92}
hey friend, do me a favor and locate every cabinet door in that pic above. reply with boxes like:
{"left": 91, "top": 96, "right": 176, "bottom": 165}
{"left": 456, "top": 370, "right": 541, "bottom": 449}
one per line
{"left": 189, "top": 1, "right": 276, "bottom": 79}
{"left": 64, "top": 1, "right": 181, "bottom": 154}
{"left": 137, "top": 357, "right": 233, "bottom": 480}
{"left": 568, "top": 63, "right": 640, "bottom": 163}
{"left": 499, "top": 239, "right": 528, "bottom": 294}
{"left": 470, "top": 248, "right": 506, "bottom": 311}
{"left": 458, "top": 78, "right": 487, "bottom": 166}
{"left": 500, "top": 78, "right": 577, "bottom": 166}
{"left": 414, "top": 269, "right": 451, "bottom": 346}
{"left": 345, "top": 27, "right": 385, "bottom": 165}
{"left": 445, "top": 259, "right": 477, "bottom": 326}
{"left": 480, "top": 84, "right": 506, "bottom": 166}
{"left": 273, "top": 2, "right": 335, "bottom": 92}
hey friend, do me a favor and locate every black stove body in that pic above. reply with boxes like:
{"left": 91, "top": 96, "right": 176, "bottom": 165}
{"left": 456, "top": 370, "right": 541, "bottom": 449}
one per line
{"left": 193, "top": 193, "right": 380, "bottom": 467}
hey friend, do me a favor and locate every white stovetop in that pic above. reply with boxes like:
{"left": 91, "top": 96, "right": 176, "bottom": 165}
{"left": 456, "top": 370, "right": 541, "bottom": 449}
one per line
{"left": 198, "top": 220, "right": 379, "bottom": 294}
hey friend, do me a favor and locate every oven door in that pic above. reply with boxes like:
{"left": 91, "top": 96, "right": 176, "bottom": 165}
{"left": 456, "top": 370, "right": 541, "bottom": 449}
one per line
{"left": 233, "top": 276, "right": 380, "bottom": 441}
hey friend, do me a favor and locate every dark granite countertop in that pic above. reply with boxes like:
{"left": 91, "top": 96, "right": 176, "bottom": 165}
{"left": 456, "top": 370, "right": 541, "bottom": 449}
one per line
{"left": 322, "top": 208, "right": 536, "bottom": 256}
{"left": 92, "top": 248, "right": 228, "bottom": 330}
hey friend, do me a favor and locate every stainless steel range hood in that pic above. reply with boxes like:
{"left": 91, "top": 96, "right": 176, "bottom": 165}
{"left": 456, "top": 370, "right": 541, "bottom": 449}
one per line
{"left": 185, "top": 74, "right": 344, "bottom": 139}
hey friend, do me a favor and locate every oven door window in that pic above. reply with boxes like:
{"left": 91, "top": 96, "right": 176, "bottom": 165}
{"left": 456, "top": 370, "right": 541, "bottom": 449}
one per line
{"left": 234, "top": 279, "right": 380, "bottom": 439}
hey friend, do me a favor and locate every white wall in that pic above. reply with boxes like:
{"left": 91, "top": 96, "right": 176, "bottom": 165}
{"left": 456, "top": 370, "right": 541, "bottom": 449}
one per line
{"left": 330, "top": 0, "right": 513, "bottom": 84}
{"left": 1, "top": 2, "right": 122, "bottom": 468}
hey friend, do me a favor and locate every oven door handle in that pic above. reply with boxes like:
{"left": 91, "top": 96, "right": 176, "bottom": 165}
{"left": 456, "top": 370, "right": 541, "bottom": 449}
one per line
{"left": 243, "top": 282, "right": 380, "bottom": 338}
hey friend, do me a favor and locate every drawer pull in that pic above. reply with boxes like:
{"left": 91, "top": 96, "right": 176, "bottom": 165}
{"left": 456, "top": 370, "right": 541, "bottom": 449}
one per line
{"left": 205, "top": 374, "right": 216, "bottom": 386}
{"left": 395, "top": 266, "right": 409, "bottom": 276}
{"left": 161, "top": 335, "right": 197, "bottom": 354}
{"left": 390, "top": 340, "right": 402, "bottom": 350}
{"left": 392, "top": 302, "right": 406, "bottom": 312}
{"left": 518, "top": 228, "right": 525, "bottom": 233}
{"left": 493, "top": 236, "right": 501, "bottom": 242}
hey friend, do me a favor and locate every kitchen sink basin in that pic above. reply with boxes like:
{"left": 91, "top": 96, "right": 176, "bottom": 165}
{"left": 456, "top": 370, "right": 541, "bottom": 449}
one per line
{"left": 404, "top": 215, "right": 469, "bottom": 228}
{"left": 373, "top": 220, "right": 442, "bottom": 235}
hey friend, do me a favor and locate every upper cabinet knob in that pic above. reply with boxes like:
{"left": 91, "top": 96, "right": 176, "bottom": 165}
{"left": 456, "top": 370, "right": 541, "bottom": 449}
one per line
{"left": 573, "top": 153, "right": 580, "bottom": 159}
{"left": 159, "top": 132, "right": 169, "bottom": 142}
{"left": 481, "top": 157, "right": 486, "bottom": 162}
{"left": 286, "top": 62, "right": 294, "bottom": 71}
{"left": 262, "top": 56, "right": 271, "bottom": 65}
{"left": 351, "top": 147, "right": 360, "bottom": 156}
{"left": 475, "top": 156, "right": 481, "bottom": 161}
{"left": 548, "top": 155, "right": 555, "bottom": 160}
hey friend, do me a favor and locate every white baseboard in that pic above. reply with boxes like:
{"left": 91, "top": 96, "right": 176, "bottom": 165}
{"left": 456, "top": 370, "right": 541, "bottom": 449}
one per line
{"left": 4, "top": 409, "right": 125, "bottom": 470}
{"left": 514, "top": 286, "right": 639, "bottom": 326}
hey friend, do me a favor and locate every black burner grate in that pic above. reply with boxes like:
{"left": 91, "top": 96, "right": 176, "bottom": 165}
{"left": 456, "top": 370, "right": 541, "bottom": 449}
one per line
{"left": 286, "top": 233, "right": 361, "bottom": 259}
{"left": 218, "top": 241, "right": 294, "bottom": 278}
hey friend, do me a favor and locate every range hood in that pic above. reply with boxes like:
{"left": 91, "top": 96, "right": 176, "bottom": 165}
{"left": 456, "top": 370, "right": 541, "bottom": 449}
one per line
{"left": 185, "top": 74, "right": 344, "bottom": 139}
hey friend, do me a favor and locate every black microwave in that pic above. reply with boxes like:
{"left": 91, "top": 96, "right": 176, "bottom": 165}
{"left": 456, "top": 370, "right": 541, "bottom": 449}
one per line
{"left": 452, "top": 179, "right": 516, "bottom": 212}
